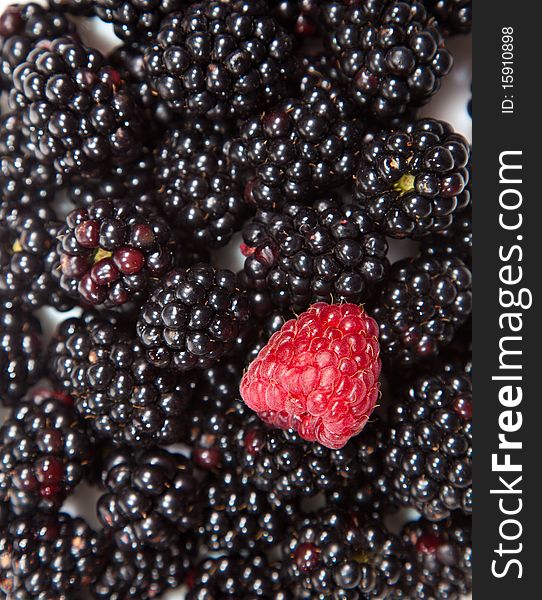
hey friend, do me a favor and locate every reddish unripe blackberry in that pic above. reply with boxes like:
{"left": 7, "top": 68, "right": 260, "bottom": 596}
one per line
{"left": 9, "top": 37, "right": 143, "bottom": 176}
{"left": 56, "top": 198, "right": 174, "bottom": 307}
{"left": 355, "top": 119, "right": 471, "bottom": 239}
{"left": 0, "top": 387, "right": 92, "bottom": 515}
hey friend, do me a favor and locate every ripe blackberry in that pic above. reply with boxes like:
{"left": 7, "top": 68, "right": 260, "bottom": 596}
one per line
{"left": 0, "top": 512, "right": 105, "bottom": 598}
{"left": 92, "top": 537, "right": 196, "bottom": 600}
{"left": 0, "top": 302, "right": 42, "bottom": 405}
{"left": 355, "top": 119, "right": 471, "bottom": 238}
{"left": 321, "top": 1, "right": 453, "bottom": 121}
{"left": 271, "top": 0, "right": 320, "bottom": 36}
{"left": 49, "top": 0, "right": 95, "bottom": 15}
{"left": 425, "top": 0, "right": 472, "bottom": 35}
{"left": 370, "top": 255, "right": 472, "bottom": 366}
{"left": 0, "top": 201, "right": 74, "bottom": 311}
{"left": 0, "top": 2, "right": 76, "bottom": 88}
{"left": 187, "top": 553, "right": 286, "bottom": 599}
{"left": 154, "top": 119, "right": 247, "bottom": 249}
{"left": 143, "top": 1, "right": 299, "bottom": 120}
{"left": 0, "top": 387, "right": 92, "bottom": 515}
{"left": 283, "top": 508, "right": 404, "bottom": 599}
{"left": 422, "top": 205, "right": 472, "bottom": 268}
{"left": 137, "top": 264, "right": 251, "bottom": 371}
{"left": 49, "top": 310, "right": 194, "bottom": 446}
{"left": 1, "top": 112, "right": 63, "bottom": 207}
{"left": 56, "top": 198, "right": 175, "bottom": 307}
{"left": 228, "top": 61, "right": 365, "bottom": 206}
{"left": 240, "top": 197, "right": 389, "bottom": 313}
{"left": 382, "top": 364, "right": 472, "bottom": 521}
{"left": 97, "top": 446, "right": 201, "bottom": 551}
{"left": 10, "top": 37, "right": 144, "bottom": 176}
{"left": 402, "top": 513, "right": 472, "bottom": 598}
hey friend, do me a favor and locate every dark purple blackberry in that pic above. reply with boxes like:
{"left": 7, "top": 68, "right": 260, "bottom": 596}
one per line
{"left": 321, "top": 1, "right": 453, "bottom": 121}
{"left": 187, "top": 553, "right": 286, "bottom": 600}
{"left": 383, "top": 364, "right": 472, "bottom": 521}
{"left": 92, "top": 537, "right": 195, "bottom": 600}
{"left": 97, "top": 446, "right": 201, "bottom": 551}
{"left": 49, "top": 310, "right": 194, "bottom": 446}
{"left": 0, "top": 387, "right": 92, "bottom": 515}
{"left": 0, "top": 2, "right": 76, "bottom": 88}
{"left": 355, "top": 119, "right": 471, "bottom": 238}
{"left": 0, "top": 512, "right": 105, "bottom": 598}
{"left": 56, "top": 198, "right": 175, "bottom": 307}
{"left": 154, "top": 119, "right": 247, "bottom": 249}
{"left": 0, "top": 112, "right": 63, "bottom": 207}
{"left": 240, "top": 197, "right": 389, "bottom": 313}
{"left": 0, "top": 201, "right": 74, "bottom": 311}
{"left": 228, "top": 61, "right": 365, "bottom": 206}
{"left": 421, "top": 204, "right": 472, "bottom": 268}
{"left": 94, "top": 0, "right": 184, "bottom": 42}
{"left": 283, "top": 508, "right": 404, "bottom": 599}
{"left": 137, "top": 264, "right": 251, "bottom": 371}
{"left": 0, "top": 302, "right": 42, "bottom": 405}
{"left": 49, "top": 0, "right": 95, "bottom": 15}
{"left": 271, "top": 0, "right": 320, "bottom": 36}
{"left": 9, "top": 37, "right": 144, "bottom": 176}
{"left": 402, "top": 513, "right": 472, "bottom": 598}
{"left": 370, "top": 255, "right": 472, "bottom": 366}
{"left": 425, "top": 0, "right": 472, "bottom": 35}
{"left": 143, "top": 1, "right": 299, "bottom": 120}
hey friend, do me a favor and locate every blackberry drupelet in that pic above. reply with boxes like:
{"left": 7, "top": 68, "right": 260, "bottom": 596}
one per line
{"left": 321, "top": 1, "right": 453, "bottom": 121}
{"left": 402, "top": 512, "right": 472, "bottom": 598}
{"left": 187, "top": 553, "right": 286, "bottom": 599}
{"left": 425, "top": 0, "right": 472, "bottom": 35}
{"left": 355, "top": 118, "right": 471, "bottom": 238}
{"left": 0, "top": 302, "right": 42, "bottom": 405}
{"left": 0, "top": 512, "right": 105, "bottom": 599}
{"left": 421, "top": 205, "right": 472, "bottom": 268}
{"left": 137, "top": 264, "right": 251, "bottom": 371}
{"left": 49, "top": 0, "right": 95, "bottom": 15}
{"left": 56, "top": 198, "right": 175, "bottom": 307}
{"left": 228, "top": 59, "right": 365, "bottom": 206}
{"left": 49, "top": 310, "right": 194, "bottom": 446}
{"left": 154, "top": 119, "right": 247, "bottom": 249}
{"left": 271, "top": 0, "right": 319, "bottom": 36}
{"left": 0, "top": 1, "right": 76, "bottom": 88}
{"left": 0, "top": 201, "right": 74, "bottom": 311}
{"left": 383, "top": 364, "right": 472, "bottom": 521}
{"left": 10, "top": 37, "right": 144, "bottom": 176}
{"left": 143, "top": 1, "right": 299, "bottom": 120}
{"left": 0, "top": 387, "right": 92, "bottom": 515}
{"left": 97, "top": 446, "right": 201, "bottom": 551}
{"left": 239, "top": 197, "right": 389, "bottom": 313}
{"left": 283, "top": 508, "right": 404, "bottom": 599}
{"left": 370, "top": 254, "right": 472, "bottom": 366}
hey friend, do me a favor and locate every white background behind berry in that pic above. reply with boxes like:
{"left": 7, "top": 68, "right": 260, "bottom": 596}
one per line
{"left": 0, "top": 2, "right": 472, "bottom": 597}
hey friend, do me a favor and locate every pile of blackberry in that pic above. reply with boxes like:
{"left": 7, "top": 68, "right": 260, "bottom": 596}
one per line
{"left": 0, "top": 1, "right": 472, "bottom": 598}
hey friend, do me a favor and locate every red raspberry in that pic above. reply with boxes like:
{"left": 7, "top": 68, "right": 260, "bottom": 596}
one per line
{"left": 240, "top": 302, "right": 382, "bottom": 449}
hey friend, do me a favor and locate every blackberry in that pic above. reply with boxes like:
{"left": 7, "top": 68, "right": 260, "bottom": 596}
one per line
{"left": 425, "top": 0, "right": 472, "bottom": 35}
{"left": 370, "top": 255, "right": 472, "bottom": 366}
{"left": 143, "top": 1, "right": 299, "bottom": 120}
{"left": 10, "top": 37, "right": 144, "bottom": 176}
{"left": 228, "top": 60, "right": 365, "bottom": 206}
{"left": 0, "top": 201, "right": 74, "bottom": 311}
{"left": 94, "top": 0, "right": 184, "bottom": 42}
{"left": 154, "top": 119, "right": 247, "bottom": 249}
{"left": 1, "top": 112, "right": 63, "bottom": 207}
{"left": 49, "top": 310, "right": 194, "bottom": 446}
{"left": 0, "top": 2, "right": 76, "bottom": 88}
{"left": 0, "top": 302, "right": 42, "bottom": 405}
{"left": 187, "top": 553, "right": 286, "bottom": 599}
{"left": 92, "top": 537, "right": 196, "bottom": 600}
{"left": 321, "top": 1, "right": 453, "bottom": 121}
{"left": 382, "top": 364, "right": 472, "bottom": 521}
{"left": 137, "top": 264, "right": 251, "bottom": 371}
{"left": 97, "top": 446, "right": 201, "bottom": 551}
{"left": 355, "top": 119, "right": 471, "bottom": 238}
{"left": 283, "top": 508, "right": 404, "bottom": 599}
{"left": 0, "top": 387, "right": 92, "bottom": 515}
{"left": 240, "top": 197, "right": 389, "bottom": 313}
{"left": 0, "top": 512, "right": 105, "bottom": 598}
{"left": 421, "top": 205, "right": 472, "bottom": 268}
{"left": 402, "top": 513, "right": 472, "bottom": 598}
{"left": 56, "top": 198, "right": 175, "bottom": 307}
{"left": 271, "top": 0, "right": 320, "bottom": 36}
{"left": 49, "top": 0, "right": 95, "bottom": 15}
